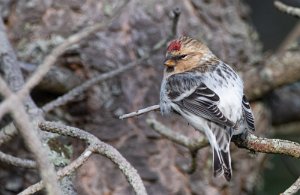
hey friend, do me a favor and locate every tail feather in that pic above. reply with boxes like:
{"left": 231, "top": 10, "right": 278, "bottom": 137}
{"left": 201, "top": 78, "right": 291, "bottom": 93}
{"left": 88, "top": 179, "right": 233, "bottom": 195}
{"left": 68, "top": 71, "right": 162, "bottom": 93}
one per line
{"left": 204, "top": 126, "right": 233, "bottom": 181}
{"left": 220, "top": 150, "right": 232, "bottom": 181}
{"left": 213, "top": 148, "right": 223, "bottom": 177}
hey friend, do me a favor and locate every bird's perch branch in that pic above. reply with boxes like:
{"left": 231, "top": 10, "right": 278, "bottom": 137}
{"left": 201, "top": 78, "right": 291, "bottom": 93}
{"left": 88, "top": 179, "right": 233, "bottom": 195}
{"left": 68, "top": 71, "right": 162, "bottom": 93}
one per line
{"left": 121, "top": 106, "right": 300, "bottom": 159}
{"left": 120, "top": 105, "right": 160, "bottom": 119}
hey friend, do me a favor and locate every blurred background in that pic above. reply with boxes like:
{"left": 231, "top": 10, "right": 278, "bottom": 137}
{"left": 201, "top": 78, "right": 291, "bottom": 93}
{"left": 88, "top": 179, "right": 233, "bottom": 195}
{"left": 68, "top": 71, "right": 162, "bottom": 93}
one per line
{"left": 0, "top": 0, "right": 299, "bottom": 194}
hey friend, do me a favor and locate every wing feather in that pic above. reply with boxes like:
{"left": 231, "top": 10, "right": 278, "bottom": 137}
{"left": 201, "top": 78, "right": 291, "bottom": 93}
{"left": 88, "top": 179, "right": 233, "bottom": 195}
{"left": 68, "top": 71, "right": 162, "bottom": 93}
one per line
{"left": 166, "top": 74, "right": 235, "bottom": 127}
{"left": 242, "top": 95, "right": 255, "bottom": 131}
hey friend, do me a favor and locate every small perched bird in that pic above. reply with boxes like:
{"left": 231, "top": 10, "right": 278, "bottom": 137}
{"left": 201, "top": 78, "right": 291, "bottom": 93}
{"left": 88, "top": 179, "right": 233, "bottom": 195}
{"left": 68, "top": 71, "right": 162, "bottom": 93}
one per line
{"left": 160, "top": 36, "right": 255, "bottom": 181}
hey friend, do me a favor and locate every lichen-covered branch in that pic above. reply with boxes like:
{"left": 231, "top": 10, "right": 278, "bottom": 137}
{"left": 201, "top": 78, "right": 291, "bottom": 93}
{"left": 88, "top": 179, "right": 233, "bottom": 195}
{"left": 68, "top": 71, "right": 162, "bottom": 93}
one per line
{"left": 233, "top": 133, "right": 300, "bottom": 158}
{"left": 0, "top": 77, "right": 62, "bottom": 195}
{"left": 19, "top": 147, "right": 93, "bottom": 195}
{"left": 281, "top": 176, "right": 300, "bottom": 195}
{"left": 37, "top": 121, "right": 148, "bottom": 195}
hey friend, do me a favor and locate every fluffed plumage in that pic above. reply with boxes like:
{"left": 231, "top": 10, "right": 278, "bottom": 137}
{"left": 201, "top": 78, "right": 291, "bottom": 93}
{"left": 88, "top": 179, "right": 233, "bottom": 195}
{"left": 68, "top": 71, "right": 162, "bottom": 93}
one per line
{"left": 160, "top": 36, "right": 255, "bottom": 181}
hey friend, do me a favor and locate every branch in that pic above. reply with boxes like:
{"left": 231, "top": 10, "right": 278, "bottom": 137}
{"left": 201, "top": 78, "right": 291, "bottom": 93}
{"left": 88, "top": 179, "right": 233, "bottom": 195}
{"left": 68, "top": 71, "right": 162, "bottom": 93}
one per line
{"left": 0, "top": 151, "right": 36, "bottom": 168}
{"left": 281, "top": 177, "right": 300, "bottom": 195}
{"left": 146, "top": 118, "right": 208, "bottom": 150}
{"left": 244, "top": 52, "right": 300, "bottom": 100}
{"left": 42, "top": 55, "right": 149, "bottom": 113}
{"left": 119, "top": 105, "right": 160, "bottom": 119}
{"left": 274, "top": 1, "right": 300, "bottom": 18}
{"left": 0, "top": 122, "right": 18, "bottom": 146}
{"left": 233, "top": 133, "right": 300, "bottom": 158}
{"left": 122, "top": 105, "right": 300, "bottom": 159}
{"left": 0, "top": 77, "right": 62, "bottom": 195}
{"left": 19, "top": 147, "right": 93, "bottom": 195}
{"left": 146, "top": 118, "right": 208, "bottom": 173}
{"left": 22, "top": 122, "right": 147, "bottom": 195}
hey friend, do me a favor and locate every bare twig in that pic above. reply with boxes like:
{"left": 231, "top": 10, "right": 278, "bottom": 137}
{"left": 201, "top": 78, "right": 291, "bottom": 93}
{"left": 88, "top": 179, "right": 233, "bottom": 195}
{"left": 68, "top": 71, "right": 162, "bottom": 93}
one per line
{"left": 120, "top": 105, "right": 160, "bottom": 119}
{"left": 281, "top": 176, "right": 300, "bottom": 195}
{"left": 274, "top": 1, "right": 300, "bottom": 18}
{"left": 171, "top": 8, "right": 181, "bottom": 38}
{"left": 42, "top": 55, "right": 149, "bottom": 113}
{"left": 37, "top": 121, "right": 147, "bottom": 195}
{"left": 146, "top": 118, "right": 208, "bottom": 150}
{"left": 0, "top": 151, "right": 36, "bottom": 168}
{"left": 0, "top": 77, "right": 62, "bottom": 195}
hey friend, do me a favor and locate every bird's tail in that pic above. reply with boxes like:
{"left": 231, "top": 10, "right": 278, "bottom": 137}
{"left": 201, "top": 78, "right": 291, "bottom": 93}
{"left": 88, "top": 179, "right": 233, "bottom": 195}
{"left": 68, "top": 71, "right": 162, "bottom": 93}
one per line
{"left": 207, "top": 126, "right": 233, "bottom": 181}
{"left": 213, "top": 147, "right": 232, "bottom": 181}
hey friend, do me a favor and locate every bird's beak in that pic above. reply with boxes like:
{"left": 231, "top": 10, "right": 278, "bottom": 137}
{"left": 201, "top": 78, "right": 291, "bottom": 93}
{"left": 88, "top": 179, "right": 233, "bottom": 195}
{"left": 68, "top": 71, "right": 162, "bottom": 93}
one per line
{"left": 164, "top": 59, "right": 176, "bottom": 67}
{"left": 164, "top": 53, "right": 176, "bottom": 67}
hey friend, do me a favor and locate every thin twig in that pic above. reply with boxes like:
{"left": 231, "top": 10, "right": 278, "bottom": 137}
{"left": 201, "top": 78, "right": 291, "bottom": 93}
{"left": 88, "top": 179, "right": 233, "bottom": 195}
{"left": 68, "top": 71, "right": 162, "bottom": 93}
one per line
{"left": 0, "top": 151, "right": 36, "bottom": 168}
{"left": 274, "top": 1, "right": 300, "bottom": 18}
{"left": 119, "top": 105, "right": 160, "bottom": 119}
{"left": 42, "top": 55, "right": 148, "bottom": 113}
{"left": 171, "top": 8, "right": 181, "bottom": 38}
{"left": 18, "top": 147, "right": 93, "bottom": 195}
{"left": 146, "top": 118, "right": 208, "bottom": 150}
{"left": 0, "top": 77, "right": 62, "bottom": 195}
{"left": 281, "top": 176, "right": 300, "bottom": 195}
{"left": 38, "top": 121, "right": 148, "bottom": 195}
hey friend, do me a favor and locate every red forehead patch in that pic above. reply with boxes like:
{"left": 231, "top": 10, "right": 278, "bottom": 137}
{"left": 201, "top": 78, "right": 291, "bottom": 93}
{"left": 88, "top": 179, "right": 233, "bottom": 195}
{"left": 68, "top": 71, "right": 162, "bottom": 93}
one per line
{"left": 167, "top": 40, "right": 181, "bottom": 52}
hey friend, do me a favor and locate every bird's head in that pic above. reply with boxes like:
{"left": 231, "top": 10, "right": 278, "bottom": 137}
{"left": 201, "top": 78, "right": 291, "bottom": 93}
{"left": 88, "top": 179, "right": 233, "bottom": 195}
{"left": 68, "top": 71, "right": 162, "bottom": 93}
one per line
{"left": 164, "top": 36, "right": 214, "bottom": 74}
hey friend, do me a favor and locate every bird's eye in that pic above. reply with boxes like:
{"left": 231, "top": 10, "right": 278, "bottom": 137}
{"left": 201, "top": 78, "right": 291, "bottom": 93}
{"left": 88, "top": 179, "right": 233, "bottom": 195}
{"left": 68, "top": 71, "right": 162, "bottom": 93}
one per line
{"left": 179, "top": 54, "right": 187, "bottom": 59}
{"left": 174, "top": 54, "right": 187, "bottom": 60}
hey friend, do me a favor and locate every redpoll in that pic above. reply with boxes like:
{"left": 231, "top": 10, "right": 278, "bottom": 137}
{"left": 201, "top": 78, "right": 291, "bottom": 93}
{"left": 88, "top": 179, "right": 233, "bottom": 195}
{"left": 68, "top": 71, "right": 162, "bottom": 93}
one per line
{"left": 160, "top": 36, "right": 255, "bottom": 181}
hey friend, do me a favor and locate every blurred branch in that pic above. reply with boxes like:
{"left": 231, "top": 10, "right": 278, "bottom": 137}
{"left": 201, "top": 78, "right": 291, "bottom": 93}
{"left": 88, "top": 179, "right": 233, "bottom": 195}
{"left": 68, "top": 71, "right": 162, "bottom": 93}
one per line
{"left": 146, "top": 118, "right": 208, "bottom": 150}
{"left": 0, "top": 151, "right": 36, "bottom": 168}
{"left": 146, "top": 118, "right": 208, "bottom": 173}
{"left": 0, "top": 122, "right": 18, "bottom": 146}
{"left": 281, "top": 177, "right": 300, "bottom": 195}
{"left": 0, "top": 77, "right": 62, "bottom": 195}
{"left": 171, "top": 7, "right": 181, "bottom": 38}
{"left": 274, "top": 1, "right": 300, "bottom": 18}
{"left": 42, "top": 54, "right": 149, "bottom": 113}
{"left": 22, "top": 121, "right": 148, "bottom": 195}
{"left": 244, "top": 52, "right": 300, "bottom": 100}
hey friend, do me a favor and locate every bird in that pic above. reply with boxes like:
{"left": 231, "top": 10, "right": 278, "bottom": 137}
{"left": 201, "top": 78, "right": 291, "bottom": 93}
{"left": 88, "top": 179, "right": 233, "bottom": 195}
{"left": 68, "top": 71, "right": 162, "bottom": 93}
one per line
{"left": 159, "top": 36, "right": 255, "bottom": 181}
